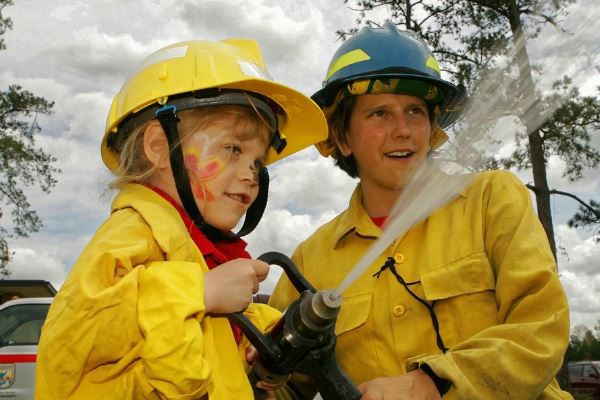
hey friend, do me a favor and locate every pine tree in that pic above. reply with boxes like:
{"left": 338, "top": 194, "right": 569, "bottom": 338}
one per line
{"left": 0, "top": 0, "right": 59, "bottom": 275}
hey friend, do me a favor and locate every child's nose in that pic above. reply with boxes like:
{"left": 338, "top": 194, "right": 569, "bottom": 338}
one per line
{"left": 238, "top": 162, "right": 258, "bottom": 183}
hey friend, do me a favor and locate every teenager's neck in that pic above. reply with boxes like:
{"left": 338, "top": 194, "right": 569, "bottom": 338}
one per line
{"left": 360, "top": 182, "right": 401, "bottom": 218}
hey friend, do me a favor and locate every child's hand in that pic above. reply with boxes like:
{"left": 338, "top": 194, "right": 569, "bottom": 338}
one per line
{"left": 204, "top": 258, "right": 269, "bottom": 313}
{"left": 245, "top": 346, "right": 290, "bottom": 398}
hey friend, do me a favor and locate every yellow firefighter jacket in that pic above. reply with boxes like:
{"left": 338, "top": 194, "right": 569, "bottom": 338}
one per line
{"left": 35, "top": 183, "right": 280, "bottom": 399}
{"left": 270, "top": 170, "right": 572, "bottom": 399}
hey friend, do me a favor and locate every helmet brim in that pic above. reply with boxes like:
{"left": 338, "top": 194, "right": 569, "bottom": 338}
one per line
{"left": 312, "top": 71, "right": 461, "bottom": 129}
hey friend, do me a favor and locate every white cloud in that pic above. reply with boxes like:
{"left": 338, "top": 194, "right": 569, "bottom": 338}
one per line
{"left": 556, "top": 225, "right": 600, "bottom": 328}
{"left": 5, "top": 248, "right": 67, "bottom": 291}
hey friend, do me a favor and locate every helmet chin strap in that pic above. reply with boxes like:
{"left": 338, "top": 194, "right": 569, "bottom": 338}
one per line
{"left": 155, "top": 105, "right": 268, "bottom": 241}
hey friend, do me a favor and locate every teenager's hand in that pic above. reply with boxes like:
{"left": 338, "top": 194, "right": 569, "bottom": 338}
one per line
{"left": 357, "top": 369, "right": 441, "bottom": 400}
{"left": 204, "top": 258, "right": 269, "bottom": 313}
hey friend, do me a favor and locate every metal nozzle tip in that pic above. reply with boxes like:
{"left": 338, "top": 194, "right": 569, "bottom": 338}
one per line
{"left": 321, "top": 289, "right": 342, "bottom": 309}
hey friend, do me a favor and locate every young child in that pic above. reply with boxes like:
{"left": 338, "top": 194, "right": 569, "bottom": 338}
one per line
{"left": 35, "top": 39, "right": 327, "bottom": 399}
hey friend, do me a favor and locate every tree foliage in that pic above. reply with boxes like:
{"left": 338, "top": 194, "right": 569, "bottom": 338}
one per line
{"left": 520, "top": 78, "right": 600, "bottom": 179}
{"left": 0, "top": 0, "right": 58, "bottom": 275}
{"left": 567, "top": 321, "right": 600, "bottom": 361}
{"left": 568, "top": 199, "right": 600, "bottom": 242}
{"left": 0, "top": 0, "right": 12, "bottom": 51}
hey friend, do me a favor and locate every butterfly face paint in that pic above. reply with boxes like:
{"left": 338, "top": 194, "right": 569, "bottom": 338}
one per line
{"left": 183, "top": 128, "right": 234, "bottom": 202}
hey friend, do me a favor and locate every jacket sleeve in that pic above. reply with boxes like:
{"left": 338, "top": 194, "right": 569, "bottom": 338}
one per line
{"left": 237, "top": 302, "right": 283, "bottom": 368}
{"left": 135, "top": 259, "right": 212, "bottom": 398}
{"left": 411, "top": 171, "right": 571, "bottom": 399}
{"left": 36, "top": 209, "right": 213, "bottom": 400}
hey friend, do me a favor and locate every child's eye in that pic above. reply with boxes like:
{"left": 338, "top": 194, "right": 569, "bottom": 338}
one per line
{"left": 254, "top": 160, "right": 264, "bottom": 171}
{"left": 225, "top": 144, "right": 242, "bottom": 155}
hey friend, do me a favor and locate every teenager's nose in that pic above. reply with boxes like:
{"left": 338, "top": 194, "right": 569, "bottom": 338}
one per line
{"left": 391, "top": 114, "right": 411, "bottom": 140}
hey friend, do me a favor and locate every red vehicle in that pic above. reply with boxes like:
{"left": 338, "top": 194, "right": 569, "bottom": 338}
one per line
{"left": 569, "top": 360, "right": 600, "bottom": 399}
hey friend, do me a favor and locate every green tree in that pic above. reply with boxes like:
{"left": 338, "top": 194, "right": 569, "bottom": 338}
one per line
{"left": 570, "top": 327, "right": 600, "bottom": 360}
{"left": 0, "top": 0, "right": 58, "bottom": 276}
{"left": 339, "top": 0, "right": 600, "bottom": 391}
{"left": 567, "top": 325, "right": 587, "bottom": 361}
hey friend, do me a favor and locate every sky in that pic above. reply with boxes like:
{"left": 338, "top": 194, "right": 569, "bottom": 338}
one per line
{"left": 1, "top": 0, "right": 599, "bottom": 332}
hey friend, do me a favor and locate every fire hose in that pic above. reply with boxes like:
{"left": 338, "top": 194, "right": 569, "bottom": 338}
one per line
{"left": 229, "top": 251, "right": 361, "bottom": 400}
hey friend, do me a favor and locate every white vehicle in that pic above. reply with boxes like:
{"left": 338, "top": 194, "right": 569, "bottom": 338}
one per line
{"left": 0, "top": 295, "right": 53, "bottom": 399}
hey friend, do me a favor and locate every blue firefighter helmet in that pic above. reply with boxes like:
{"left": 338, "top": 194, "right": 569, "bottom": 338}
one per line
{"left": 312, "top": 22, "right": 463, "bottom": 129}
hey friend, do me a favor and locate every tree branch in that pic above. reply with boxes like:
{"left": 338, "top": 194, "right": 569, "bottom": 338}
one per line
{"left": 527, "top": 184, "right": 600, "bottom": 219}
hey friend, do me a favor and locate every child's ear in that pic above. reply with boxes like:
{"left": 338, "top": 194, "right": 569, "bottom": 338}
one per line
{"left": 143, "top": 121, "right": 170, "bottom": 169}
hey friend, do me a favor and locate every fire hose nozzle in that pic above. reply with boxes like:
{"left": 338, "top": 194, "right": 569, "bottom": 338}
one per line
{"left": 300, "top": 289, "right": 342, "bottom": 329}
{"left": 229, "top": 252, "right": 361, "bottom": 400}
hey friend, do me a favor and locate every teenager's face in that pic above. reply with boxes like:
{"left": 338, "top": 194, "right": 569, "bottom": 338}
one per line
{"left": 182, "top": 115, "right": 268, "bottom": 231}
{"left": 341, "top": 93, "right": 431, "bottom": 195}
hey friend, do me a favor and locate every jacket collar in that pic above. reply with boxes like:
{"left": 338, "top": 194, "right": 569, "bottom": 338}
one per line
{"left": 333, "top": 184, "right": 382, "bottom": 247}
{"left": 332, "top": 171, "right": 470, "bottom": 248}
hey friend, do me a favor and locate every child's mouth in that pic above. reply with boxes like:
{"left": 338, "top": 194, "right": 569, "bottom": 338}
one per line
{"left": 227, "top": 193, "right": 250, "bottom": 205}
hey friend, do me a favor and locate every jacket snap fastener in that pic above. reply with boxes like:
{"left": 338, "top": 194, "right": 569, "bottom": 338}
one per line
{"left": 392, "top": 305, "right": 406, "bottom": 317}
{"left": 393, "top": 253, "right": 405, "bottom": 264}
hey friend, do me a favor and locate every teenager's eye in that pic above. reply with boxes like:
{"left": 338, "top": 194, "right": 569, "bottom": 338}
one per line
{"left": 408, "top": 106, "right": 427, "bottom": 116}
{"left": 370, "top": 109, "right": 387, "bottom": 118}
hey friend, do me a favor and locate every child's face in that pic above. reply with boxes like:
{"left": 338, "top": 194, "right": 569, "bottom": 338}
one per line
{"left": 182, "top": 115, "right": 268, "bottom": 231}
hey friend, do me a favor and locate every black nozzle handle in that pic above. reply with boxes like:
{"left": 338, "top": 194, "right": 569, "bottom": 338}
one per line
{"left": 292, "top": 337, "right": 361, "bottom": 400}
{"left": 315, "top": 362, "right": 362, "bottom": 400}
{"left": 258, "top": 251, "right": 316, "bottom": 294}
{"left": 228, "top": 312, "right": 280, "bottom": 362}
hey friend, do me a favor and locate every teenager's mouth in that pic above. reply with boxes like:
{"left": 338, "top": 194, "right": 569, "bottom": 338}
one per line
{"left": 385, "top": 150, "right": 414, "bottom": 159}
{"left": 226, "top": 193, "right": 251, "bottom": 205}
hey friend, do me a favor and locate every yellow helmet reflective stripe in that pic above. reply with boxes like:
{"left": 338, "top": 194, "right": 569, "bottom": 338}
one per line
{"left": 102, "top": 39, "right": 327, "bottom": 171}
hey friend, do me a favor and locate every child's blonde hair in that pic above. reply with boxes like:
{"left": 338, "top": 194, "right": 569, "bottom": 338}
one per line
{"left": 110, "top": 104, "right": 273, "bottom": 189}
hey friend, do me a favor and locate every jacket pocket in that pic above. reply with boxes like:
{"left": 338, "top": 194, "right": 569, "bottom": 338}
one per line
{"left": 334, "top": 292, "right": 372, "bottom": 336}
{"left": 333, "top": 292, "right": 378, "bottom": 380}
{"left": 421, "top": 251, "right": 495, "bottom": 300}
{"left": 420, "top": 251, "right": 497, "bottom": 346}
